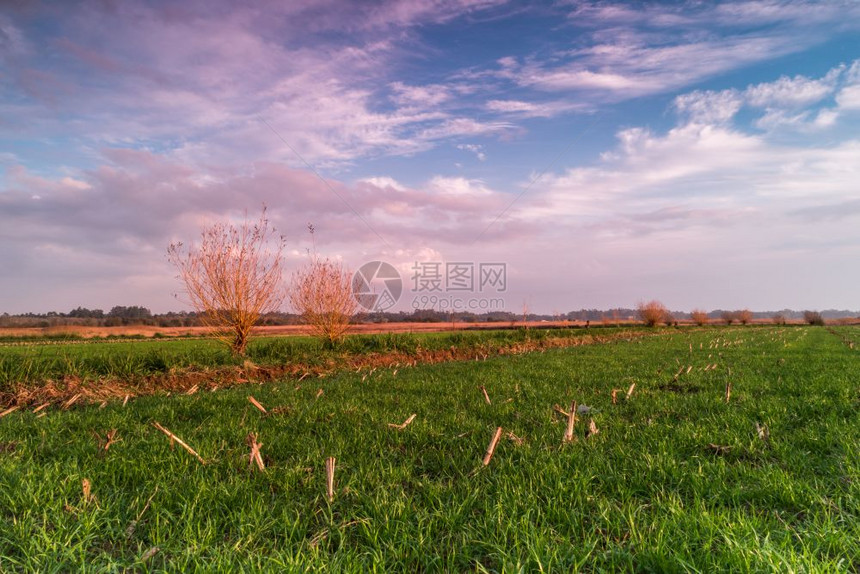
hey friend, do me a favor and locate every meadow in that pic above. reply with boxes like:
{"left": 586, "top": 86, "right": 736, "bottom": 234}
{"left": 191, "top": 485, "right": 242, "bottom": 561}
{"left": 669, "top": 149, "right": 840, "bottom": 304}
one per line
{"left": 0, "top": 327, "right": 634, "bottom": 401}
{"left": 0, "top": 325, "right": 858, "bottom": 571}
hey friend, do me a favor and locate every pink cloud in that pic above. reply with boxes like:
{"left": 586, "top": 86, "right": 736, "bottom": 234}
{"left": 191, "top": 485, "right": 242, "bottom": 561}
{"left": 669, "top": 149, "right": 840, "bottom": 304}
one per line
{"left": 0, "top": 150, "right": 532, "bottom": 268}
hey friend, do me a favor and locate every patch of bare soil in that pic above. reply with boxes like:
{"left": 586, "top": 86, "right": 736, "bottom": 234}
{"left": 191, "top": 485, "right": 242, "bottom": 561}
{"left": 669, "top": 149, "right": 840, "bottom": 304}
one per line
{"left": 2, "top": 330, "right": 651, "bottom": 410}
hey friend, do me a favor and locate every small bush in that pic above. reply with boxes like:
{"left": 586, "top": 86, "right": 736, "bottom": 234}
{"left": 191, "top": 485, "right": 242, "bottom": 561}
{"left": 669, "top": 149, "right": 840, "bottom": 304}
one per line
{"left": 690, "top": 309, "right": 709, "bottom": 326}
{"left": 803, "top": 310, "right": 825, "bottom": 326}
{"left": 772, "top": 313, "right": 786, "bottom": 325}
{"left": 290, "top": 256, "right": 358, "bottom": 346}
{"left": 720, "top": 311, "right": 737, "bottom": 325}
{"left": 167, "top": 207, "right": 286, "bottom": 355}
{"left": 637, "top": 300, "right": 669, "bottom": 327}
{"left": 737, "top": 309, "right": 753, "bottom": 325}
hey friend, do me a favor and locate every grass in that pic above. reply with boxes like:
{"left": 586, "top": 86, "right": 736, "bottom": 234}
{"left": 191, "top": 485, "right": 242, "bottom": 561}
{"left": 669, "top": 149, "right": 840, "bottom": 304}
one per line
{"left": 0, "top": 327, "right": 634, "bottom": 396}
{"left": 0, "top": 325, "right": 858, "bottom": 571}
{"left": 829, "top": 326, "right": 860, "bottom": 349}
{"left": 0, "top": 338, "right": 231, "bottom": 390}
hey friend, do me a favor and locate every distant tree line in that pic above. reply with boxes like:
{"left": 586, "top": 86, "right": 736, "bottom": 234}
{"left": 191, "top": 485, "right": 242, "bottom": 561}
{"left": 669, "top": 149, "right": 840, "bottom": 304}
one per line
{"left": 0, "top": 307, "right": 297, "bottom": 328}
{"left": 1, "top": 306, "right": 857, "bottom": 329}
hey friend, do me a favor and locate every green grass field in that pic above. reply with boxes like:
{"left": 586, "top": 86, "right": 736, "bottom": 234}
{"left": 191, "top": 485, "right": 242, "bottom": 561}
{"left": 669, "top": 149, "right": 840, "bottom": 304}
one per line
{"left": 0, "top": 325, "right": 858, "bottom": 571}
{"left": 0, "top": 327, "right": 633, "bottom": 395}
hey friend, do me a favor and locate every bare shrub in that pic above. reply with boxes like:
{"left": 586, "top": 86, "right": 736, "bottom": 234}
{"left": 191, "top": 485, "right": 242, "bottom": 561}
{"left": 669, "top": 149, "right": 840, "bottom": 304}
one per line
{"left": 720, "top": 311, "right": 737, "bottom": 325}
{"left": 772, "top": 313, "right": 786, "bottom": 325}
{"left": 803, "top": 310, "right": 825, "bottom": 326}
{"left": 637, "top": 300, "right": 669, "bottom": 327}
{"left": 737, "top": 309, "right": 753, "bottom": 325}
{"left": 168, "top": 207, "right": 286, "bottom": 355}
{"left": 690, "top": 309, "right": 709, "bottom": 326}
{"left": 290, "top": 254, "right": 358, "bottom": 346}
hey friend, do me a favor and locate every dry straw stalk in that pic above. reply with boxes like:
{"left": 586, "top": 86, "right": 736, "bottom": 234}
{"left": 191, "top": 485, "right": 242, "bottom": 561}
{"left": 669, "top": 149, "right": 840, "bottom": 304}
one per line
{"left": 152, "top": 422, "right": 205, "bottom": 464}
{"left": 325, "top": 457, "right": 336, "bottom": 502}
{"left": 563, "top": 401, "right": 577, "bottom": 443}
{"left": 483, "top": 426, "right": 504, "bottom": 466}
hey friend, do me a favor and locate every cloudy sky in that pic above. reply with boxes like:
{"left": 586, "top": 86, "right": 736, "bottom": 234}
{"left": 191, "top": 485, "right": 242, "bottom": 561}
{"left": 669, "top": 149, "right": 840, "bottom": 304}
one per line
{"left": 2, "top": 0, "right": 860, "bottom": 315}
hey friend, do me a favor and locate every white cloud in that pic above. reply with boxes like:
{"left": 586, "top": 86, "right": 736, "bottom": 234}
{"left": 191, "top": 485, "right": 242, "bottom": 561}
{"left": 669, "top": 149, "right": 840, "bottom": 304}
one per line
{"left": 674, "top": 90, "right": 743, "bottom": 124}
{"left": 712, "top": 1, "right": 860, "bottom": 27}
{"left": 59, "top": 177, "right": 92, "bottom": 190}
{"left": 485, "top": 98, "right": 589, "bottom": 117}
{"left": 360, "top": 0, "right": 508, "bottom": 30}
{"left": 510, "top": 34, "right": 803, "bottom": 101}
{"left": 531, "top": 119, "right": 860, "bottom": 234}
{"left": 520, "top": 1, "right": 860, "bottom": 104}
{"left": 359, "top": 176, "right": 409, "bottom": 191}
{"left": 745, "top": 70, "right": 841, "bottom": 108}
{"left": 813, "top": 108, "right": 839, "bottom": 127}
{"left": 426, "top": 176, "right": 493, "bottom": 196}
{"left": 754, "top": 109, "right": 811, "bottom": 130}
{"left": 846, "top": 60, "right": 860, "bottom": 84}
{"left": 836, "top": 84, "right": 860, "bottom": 110}
{"left": 486, "top": 99, "right": 537, "bottom": 113}
{"left": 417, "top": 118, "right": 514, "bottom": 140}
{"left": 389, "top": 82, "right": 452, "bottom": 107}
{"left": 524, "top": 68, "right": 647, "bottom": 91}
{"left": 456, "top": 143, "right": 486, "bottom": 161}
{"left": 670, "top": 60, "right": 860, "bottom": 131}
{"left": 384, "top": 246, "right": 447, "bottom": 280}
{"left": 567, "top": 1, "right": 860, "bottom": 32}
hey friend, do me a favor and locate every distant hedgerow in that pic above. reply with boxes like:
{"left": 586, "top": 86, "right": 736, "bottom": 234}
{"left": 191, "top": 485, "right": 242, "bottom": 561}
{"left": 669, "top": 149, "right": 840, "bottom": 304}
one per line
{"left": 690, "top": 309, "right": 709, "bottom": 326}
{"left": 803, "top": 310, "right": 825, "bottom": 326}
{"left": 637, "top": 300, "right": 669, "bottom": 327}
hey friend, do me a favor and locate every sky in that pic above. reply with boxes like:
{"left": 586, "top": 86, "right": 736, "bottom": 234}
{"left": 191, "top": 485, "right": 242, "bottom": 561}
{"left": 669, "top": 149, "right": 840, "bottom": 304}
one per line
{"left": 2, "top": 0, "right": 860, "bottom": 315}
